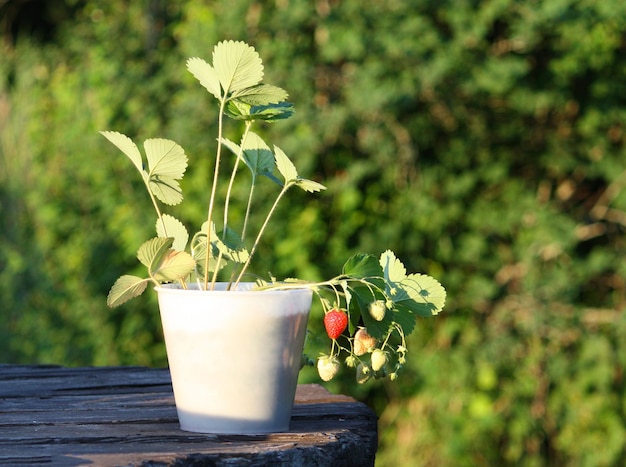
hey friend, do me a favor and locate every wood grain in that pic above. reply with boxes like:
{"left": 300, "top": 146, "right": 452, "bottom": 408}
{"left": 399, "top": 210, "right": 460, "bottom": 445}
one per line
{"left": 0, "top": 365, "right": 377, "bottom": 466}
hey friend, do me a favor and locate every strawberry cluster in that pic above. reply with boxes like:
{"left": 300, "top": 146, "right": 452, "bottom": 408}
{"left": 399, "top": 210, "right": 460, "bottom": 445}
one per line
{"left": 316, "top": 306, "right": 394, "bottom": 384}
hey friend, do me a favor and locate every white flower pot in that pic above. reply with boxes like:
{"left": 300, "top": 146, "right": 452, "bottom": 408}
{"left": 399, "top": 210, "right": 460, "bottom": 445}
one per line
{"left": 155, "top": 282, "right": 312, "bottom": 434}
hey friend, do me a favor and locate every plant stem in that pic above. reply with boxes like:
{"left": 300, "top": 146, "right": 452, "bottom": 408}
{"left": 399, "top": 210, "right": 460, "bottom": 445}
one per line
{"left": 232, "top": 181, "right": 294, "bottom": 288}
{"left": 241, "top": 177, "right": 255, "bottom": 241}
{"left": 204, "top": 97, "right": 228, "bottom": 290}
{"left": 223, "top": 121, "right": 253, "bottom": 230}
{"left": 143, "top": 174, "right": 167, "bottom": 236}
{"left": 213, "top": 121, "right": 253, "bottom": 288}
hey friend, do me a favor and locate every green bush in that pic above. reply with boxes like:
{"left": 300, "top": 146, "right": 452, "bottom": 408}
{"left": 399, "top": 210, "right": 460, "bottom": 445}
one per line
{"left": 2, "top": 0, "right": 626, "bottom": 465}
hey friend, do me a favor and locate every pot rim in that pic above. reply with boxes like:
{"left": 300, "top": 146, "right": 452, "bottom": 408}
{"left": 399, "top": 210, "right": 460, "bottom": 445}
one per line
{"left": 155, "top": 282, "right": 312, "bottom": 296}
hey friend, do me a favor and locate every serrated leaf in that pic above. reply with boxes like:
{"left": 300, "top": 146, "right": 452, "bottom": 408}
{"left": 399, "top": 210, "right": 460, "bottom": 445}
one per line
{"left": 231, "top": 84, "right": 288, "bottom": 105}
{"left": 380, "top": 250, "right": 407, "bottom": 283}
{"left": 225, "top": 100, "right": 295, "bottom": 122}
{"left": 399, "top": 274, "right": 446, "bottom": 316}
{"left": 186, "top": 57, "right": 221, "bottom": 99}
{"left": 212, "top": 40, "right": 264, "bottom": 95}
{"left": 153, "top": 250, "right": 195, "bottom": 282}
{"left": 212, "top": 224, "right": 249, "bottom": 264}
{"left": 295, "top": 178, "right": 327, "bottom": 193}
{"left": 342, "top": 253, "right": 383, "bottom": 279}
{"left": 348, "top": 285, "right": 389, "bottom": 338}
{"left": 396, "top": 299, "right": 438, "bottom": 319}
{"left": 156, "top": 214, "right": 189, "bottom": 251}
{"left": 392, "top": 302, "right": 418, "bottom": 335}
{"left": 137, "top": 237, "right": 173, "bottom": 269}
{"left": 249, "top": 102, "right": 294, "bottom": 121}
{"left": 144, "top": 138, "right": 187, "bottom": 179}
{"left": 149, "top": 175, "right": 183, "bottom": 205}
{"left": 274, "top": 145, "right": 297, "bottom": 183}
{"left": 360, "top": 309, "right": 393, "bottom": 339}
{"left": 107, "top": 275, "right": 149, "bottom": 308}
{"left": 221, "top": 132, "right": 274, "bottom": 178}
{"left": 241, "top": 132, "right": 274, "bottom": 176}
{"left": 100, "top": 131, "right": 143, "bottom": 172}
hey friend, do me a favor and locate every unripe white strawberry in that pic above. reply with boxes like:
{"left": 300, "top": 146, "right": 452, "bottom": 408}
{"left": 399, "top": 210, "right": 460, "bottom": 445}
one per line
{"left": 317, "top": 355, "right": 340, "bottom": 382}
{"left": 371, "top": 349, "right": 387, "bottom": 371}
{"left": 353, "top": 327, "right": 377, "bottom": 356}
{"left": 368, "top": 300, "right": 386, "bottom": 321}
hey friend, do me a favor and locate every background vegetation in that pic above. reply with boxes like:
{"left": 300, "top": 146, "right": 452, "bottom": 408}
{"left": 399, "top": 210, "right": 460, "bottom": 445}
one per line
{"left": 2, "top": 0, "right": 626, "bottom": 465}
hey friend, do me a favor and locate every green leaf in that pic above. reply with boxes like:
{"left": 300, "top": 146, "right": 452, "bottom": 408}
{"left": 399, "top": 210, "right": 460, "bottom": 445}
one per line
{"left": 348, "top": 284, "right": 389, "bottom": 339}
{"left": 248, "top": 102, "right": 294, "bottom": 121}
{"left": 380, "top": 250, "right": 407, "bottom": 283}
{"left": 137, "top": 237, "right": 173, "bottom": 269}
{"left": 379, "top": 250, "right": 410, "bottom": 301}
{"left": 100, "top": 131, "right": 143, "bottom": 172}
{"left": 360, "top": 308, "right": 393, "bottom": 339}
{"left": 156, "top": 214, "right": 189, "bottom": 251}
{"left": 190, "top": 228, "right": 228, "bottom": 276}
{"left": 212, "top": 224, "right": 249, "bottom": 264}
{"left": 392, "top": 302, "right": 418, "bottom": 336}
{"left": 224, "top": 100, "right": 294, "bottom": 122}
{"left": 143, "top": 138, "right": 187, "bottom": 205}
{"left": 186, "top": 57, "right": 221, "bottom": 99}
{"left": 398, "top": 274, "right": 446, "bottom": 316}
{"left": 342, "top": 253, "right": 383, "bottom": 279}
{"left": 395, "top": 299, "right": 438, "bottom": 319}
{"left": 295, "top": 178, "right": 327, "bottom": 193}
{"left": 212, "top": 40, "right": 264, "bottom": 95}
{"left": 241, "top": 132, "right": 274, "bottom": 177}
{"left": 107, "top": 275, "right": 149, "bottom": 308}
{"left": 274, "top": 145, "right": 297, "bottom": 183}
{"left": 143, "top": 138, "right": 187, "bottom": 179}
{"left": 231, "top": 84, "right": 288, "bottom": 105}
{"left": 153, "top": 250, "right": 195, "bottom": 282}
{"left": 224, "top": 99, "right": 253, "bottom": 120}
{"left": 149, "top": 176, "right": 183, "bottom": 205}
{"left": 221, "top": 132, "right": 275, "bottom": 178}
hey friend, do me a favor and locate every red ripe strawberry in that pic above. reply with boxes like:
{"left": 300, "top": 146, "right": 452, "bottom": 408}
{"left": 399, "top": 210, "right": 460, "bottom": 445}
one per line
{"left": 323, "top": 308, "right": 348, "bottom": 339}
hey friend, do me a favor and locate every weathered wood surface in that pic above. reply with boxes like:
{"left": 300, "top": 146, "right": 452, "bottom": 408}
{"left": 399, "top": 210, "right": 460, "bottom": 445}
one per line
{"left": 0, "top": 364, "right": 377, "bottom": 466}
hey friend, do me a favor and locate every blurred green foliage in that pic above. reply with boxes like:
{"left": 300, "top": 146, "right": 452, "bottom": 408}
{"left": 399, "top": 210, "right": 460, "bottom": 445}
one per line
{"left": 2, "top": 0, "right": 626, "bottom": 465}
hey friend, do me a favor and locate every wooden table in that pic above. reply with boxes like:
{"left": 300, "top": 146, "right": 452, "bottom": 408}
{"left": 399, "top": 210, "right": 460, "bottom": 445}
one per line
{"left": 0, "top": 364, "right": 377, "bottom": 466}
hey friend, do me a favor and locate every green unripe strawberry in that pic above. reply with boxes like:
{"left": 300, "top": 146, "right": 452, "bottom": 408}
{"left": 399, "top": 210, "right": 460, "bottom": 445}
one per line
{"left": 324, "top": 308, "right": 348, "bottom": 340}
{"left": 371, "top": 349, "right": 387, "bottom": 371}
{"left": 317, "top": 355, "right": 340, "bottom": 381}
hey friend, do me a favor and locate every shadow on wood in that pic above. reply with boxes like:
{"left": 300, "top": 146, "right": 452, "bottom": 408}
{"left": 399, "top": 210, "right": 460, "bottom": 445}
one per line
{"left": 0, "top": 364, "right": 378, "bottom": 466}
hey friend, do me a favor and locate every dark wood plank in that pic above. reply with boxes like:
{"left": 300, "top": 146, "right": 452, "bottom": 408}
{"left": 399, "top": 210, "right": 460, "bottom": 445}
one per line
{"left": 0, "top": 365, "right": 377, "bottom": 466}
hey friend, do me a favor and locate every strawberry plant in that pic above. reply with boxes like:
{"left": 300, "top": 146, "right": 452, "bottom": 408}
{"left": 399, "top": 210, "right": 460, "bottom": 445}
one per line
{"left": 101, "top": 40, "right": 446, "bottom": 383}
